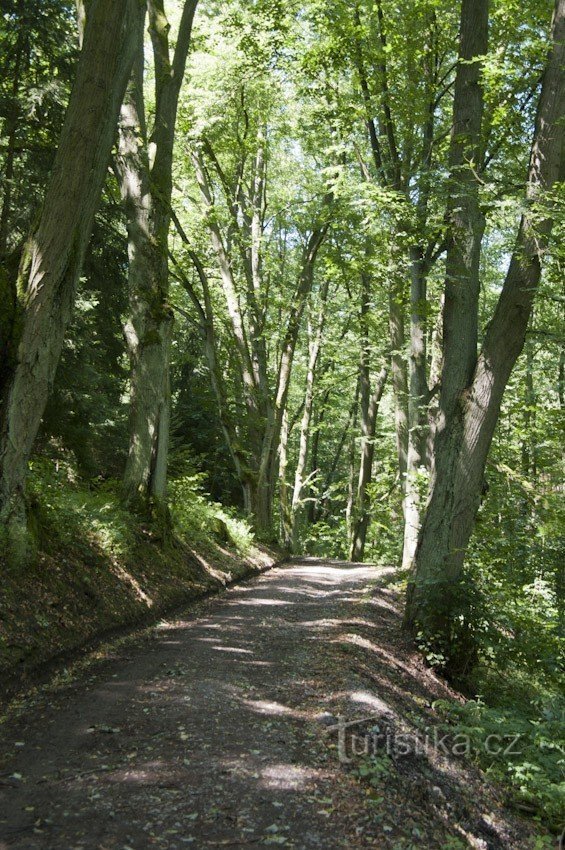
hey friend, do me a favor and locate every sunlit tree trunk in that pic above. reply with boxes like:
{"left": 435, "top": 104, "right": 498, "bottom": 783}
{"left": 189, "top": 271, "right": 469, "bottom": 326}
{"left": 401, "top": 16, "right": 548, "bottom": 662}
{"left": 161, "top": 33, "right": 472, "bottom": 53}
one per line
{"left": 405, "top": 0, "right": 564, "bottom": 673}
{"left": 345, "top": 378, "right": 360, "bottom": 545}
{"left": 349, "top": 365, "right": 387, "bottom": 562}
{"left": 0, "top": 0, "right": 144, "bottom": 552}
{"left": 402, "top": 249, "right": 429, "bottom": 568}
{"left": 290, "top": 280, "right": 328, "bottom": 551}
{"left": 388, "top": 275, "right": 408, "bottom": 483}
{"left": 193, "top": 150, "right": 328, "bottom": 537}
{"left": 348, "top": 267, "right": 387, "bottom": 562}
{"left": 278, "top": 409, "right": 293, "bottom": 549}
{"left": 117, "top": 0, "right": 198, "bottom": 512}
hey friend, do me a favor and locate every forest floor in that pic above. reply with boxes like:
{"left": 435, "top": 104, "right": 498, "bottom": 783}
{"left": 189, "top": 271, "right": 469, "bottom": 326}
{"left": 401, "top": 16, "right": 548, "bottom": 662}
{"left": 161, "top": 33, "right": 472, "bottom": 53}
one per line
{"left": 0, "top": 560, "right": 549, "bottom": 849}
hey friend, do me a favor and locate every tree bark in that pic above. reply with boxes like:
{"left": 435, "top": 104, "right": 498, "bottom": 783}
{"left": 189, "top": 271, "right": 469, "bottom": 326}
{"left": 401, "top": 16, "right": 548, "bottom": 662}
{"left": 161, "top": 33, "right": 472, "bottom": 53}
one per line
{"left": 289, "top": 280, "right": 329, "bottom": 551}
{"left": 117, "top": 0, "right": 198, "bottom": 511}
{"left": 405, "top": 0, "right": 564, "bottom": 672}
{"left": 402, "top": 248, "right": 430, "bottom": 568}
{"left": 278, "top": 408, "right": 293, "bottom": 549}
{"left": 349, "top": 365, "right": 387, "bottom": 562}
{"left": 0, "top": 0, "right": 145, "bottom": 548}
{"left": 388, "top": 274, "right": 408, "bottom": 482}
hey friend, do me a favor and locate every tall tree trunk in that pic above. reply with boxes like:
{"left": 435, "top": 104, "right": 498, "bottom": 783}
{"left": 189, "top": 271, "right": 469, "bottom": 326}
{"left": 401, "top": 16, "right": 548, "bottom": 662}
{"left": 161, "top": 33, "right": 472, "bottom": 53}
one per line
{"left": 405, "top": 0, "right": 564, "bottom": 673}
{"left": 404, "top": 0, "right": 490, "bottom": 650}
{"left": 254, "top": 224, "right": 329, "bottom": 538}
{"left": 402, "top": 248, "right": 430, "bottom": 568}
{"left": 290, "top": 280, "right": 328, "bottom": 551}
{"left": 306, "top": 404, "right": 322, "bottom": 524}
{"left": 278, "top": 408, "right": 293, "bottom": 549}
{"left": 0, "top": 0, "right": 144, "bottom": 551}
{"left": 349, "top": 366, "right": 387, "bottom": 562}
{"left": 345, "top": 378, "right": 361, "bottom": 544}
{"left": 118, "top": 0, "right": 198, "bottom": 511}
{"left": 388, "top": 275, "right": 408, "bottom": 482}
{"left": 426, "top": 291, "right": 444, "bottom": 472}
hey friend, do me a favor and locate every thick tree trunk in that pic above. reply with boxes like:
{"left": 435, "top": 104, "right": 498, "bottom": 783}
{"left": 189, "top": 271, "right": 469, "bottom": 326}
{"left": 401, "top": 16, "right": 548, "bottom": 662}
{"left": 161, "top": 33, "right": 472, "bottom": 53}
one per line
{"left": 0, "top": 0, "right": 144, "bottom": 549}
{"left": 405, "top": 0, "right": 564, "bottom": 671}
{"left": 404, "top": 0, "right": 490, "bottom": 647}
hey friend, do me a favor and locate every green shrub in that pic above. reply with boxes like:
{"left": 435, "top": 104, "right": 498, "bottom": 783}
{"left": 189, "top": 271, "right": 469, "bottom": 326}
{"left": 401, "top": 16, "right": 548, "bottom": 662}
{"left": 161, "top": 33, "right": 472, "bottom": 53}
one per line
{"left": 434, "top": 694, "right": 565, "bottom": 829}
{"left": 169, "top": 473, "right": 254, "bottom": 554}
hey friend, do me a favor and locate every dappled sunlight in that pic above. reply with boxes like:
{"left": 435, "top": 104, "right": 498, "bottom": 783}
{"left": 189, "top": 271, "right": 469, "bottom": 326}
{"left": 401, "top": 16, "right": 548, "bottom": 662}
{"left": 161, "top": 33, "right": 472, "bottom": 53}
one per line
{"left": 0, "top": 560, "right": 532, "bottom": 849}
{"left": 224, "top": 597, "right": 292, "bottom": 607}
{"left": 259, "top": 762, "right": 328, "bottom": 791}
{"left": 212, "top": 645, "right": 253, "bottom": 655}
{"left": 105, "top": 760, "right": 175, "bottom": 786}
{"left": 110, "top": 563, "right": 153, "bottom": 607}
{"left": 336, "top": 633, "right": 417, "bottom": 676}
{"left": 241, "top": 698, "right": 311, "bottom": 720}
{"left": 347, "top": 689, "right": 395, "bottom": 717}
{"left": 264, "top": 584, "right": 342, "bottom": 598}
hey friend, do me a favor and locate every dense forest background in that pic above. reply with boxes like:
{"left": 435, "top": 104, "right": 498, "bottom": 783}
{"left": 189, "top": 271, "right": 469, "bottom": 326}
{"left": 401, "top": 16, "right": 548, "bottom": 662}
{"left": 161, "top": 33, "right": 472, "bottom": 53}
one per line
{"left": 0, "top": 0, "right": 563, "bottom": 830}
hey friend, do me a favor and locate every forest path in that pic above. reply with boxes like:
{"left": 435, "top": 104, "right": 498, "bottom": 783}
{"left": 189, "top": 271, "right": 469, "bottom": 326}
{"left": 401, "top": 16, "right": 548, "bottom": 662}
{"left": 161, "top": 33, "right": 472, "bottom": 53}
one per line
{"left": 0, "top": 560, "right": 534, "bottom": 849}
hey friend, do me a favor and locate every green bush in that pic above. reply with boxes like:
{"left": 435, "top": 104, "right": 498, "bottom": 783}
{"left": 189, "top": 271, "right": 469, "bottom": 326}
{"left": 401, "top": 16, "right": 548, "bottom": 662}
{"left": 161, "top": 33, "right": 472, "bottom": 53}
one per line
{"left": 433, "top": 693, "right": 565, "bottom": 829}
{"left": 169, "top": 473, "right": 254, "bottom": 554}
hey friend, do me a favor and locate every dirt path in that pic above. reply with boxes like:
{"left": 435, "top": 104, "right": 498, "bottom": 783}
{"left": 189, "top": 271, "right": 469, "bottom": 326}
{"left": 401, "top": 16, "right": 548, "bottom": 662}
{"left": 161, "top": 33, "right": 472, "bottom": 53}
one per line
{"left": 0, "top": 560, "right": 538, "bottom": 849}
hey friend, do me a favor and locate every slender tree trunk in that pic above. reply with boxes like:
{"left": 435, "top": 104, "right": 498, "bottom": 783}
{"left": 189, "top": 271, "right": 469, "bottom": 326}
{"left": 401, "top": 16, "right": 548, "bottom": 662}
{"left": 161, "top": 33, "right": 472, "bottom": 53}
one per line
{"left": 253, "top": 225, "right": 328, "bottom": 539}
{"left": 0, "top": 0, "right": 144, "bottom": 550}
{"left": 290, "top": 282, "right": 328, "bottom": 551}
{"left": 402, "top": 248, "right": 430, "bottom": 568}
{"left": 388, "top": 275, "right": 408, "bottom": 482}
{"left": 306, "top": 404, "right": 322, "bottom": 524}
{"left": 405, "top": 0, "right": 564, "bottom": 673}
{"left": 118, "top": 0, "right": 198, "bottom": 511}
{"left": 426, "top": 292, "right": 444, "bottom": 472}
{"left": 345, "top": 378, "right": 360, "bottom": 544}
{"left": 350, "top": 366, "right": 387, "bottom": 562}
{"left": 319, "top": 392, "right": 356, "bottom": 521}
{"left": 278, "top": 408, "right": 293, "bottom": 549}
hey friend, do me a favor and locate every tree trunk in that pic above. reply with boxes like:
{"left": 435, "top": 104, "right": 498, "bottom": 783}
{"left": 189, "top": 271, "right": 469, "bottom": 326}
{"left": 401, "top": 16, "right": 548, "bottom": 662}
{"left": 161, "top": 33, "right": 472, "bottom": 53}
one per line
{"left": 306, "top": 404, "right": 322, "bottom": 524}
{"left": 402, "top": 248, "right": 430, "bottom": 568}
{"left": 0, "top": 0, "right": 144, "bottom": 550}
{"left": 118, "top": 0, "right": 198, "bottom": 511}
{"left": 278, "top": 408, "right": 293, "bottom": 549}
{"left": 349, "top": 366, "right": 387, "bottom": 562}
{"left": 289, "top": 281, "right": 328, "bottom": 551}
{"left": 388, "top": 274, "right": 408, "bottom": 483}
{"left": 405, "top": 0, "right": 564, "bottom": 673}
{"left": 345, "top": 378, "right": 360, "bottom": 544}
{"left": 404, "top": 0, "right": 490, "bottom": 648}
